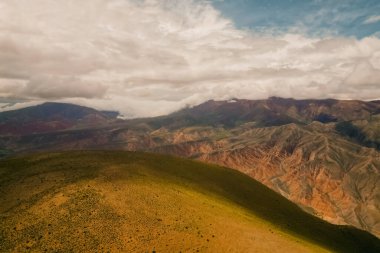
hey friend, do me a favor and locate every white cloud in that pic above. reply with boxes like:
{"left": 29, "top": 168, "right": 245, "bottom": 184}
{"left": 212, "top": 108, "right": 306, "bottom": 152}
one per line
{"left": 0, "top": 0, "right": 379, "bottom": 117}
{"left": 363, "top": 15, "right": 380, "bottom": 24}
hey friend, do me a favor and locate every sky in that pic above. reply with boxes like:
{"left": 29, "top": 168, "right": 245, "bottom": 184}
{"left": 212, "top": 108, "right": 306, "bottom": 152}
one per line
{"left": 0, "top": 0, "right": 379, "bottom": 117}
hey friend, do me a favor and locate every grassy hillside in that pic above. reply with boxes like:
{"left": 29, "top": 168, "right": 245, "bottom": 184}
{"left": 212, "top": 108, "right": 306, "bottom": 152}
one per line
{"left": 0, "top": 151, "right": 379, "bottom": 252}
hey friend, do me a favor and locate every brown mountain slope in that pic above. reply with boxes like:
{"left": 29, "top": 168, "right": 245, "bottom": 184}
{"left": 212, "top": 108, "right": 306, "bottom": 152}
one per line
{"left": 336, "top": 114, "right": 380, "bottom": 150}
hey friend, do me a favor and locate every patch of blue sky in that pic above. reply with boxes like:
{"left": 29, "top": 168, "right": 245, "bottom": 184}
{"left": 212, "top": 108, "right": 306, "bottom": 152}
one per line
{"left": 211, "top": 0, "right": 380, "bottom": 38}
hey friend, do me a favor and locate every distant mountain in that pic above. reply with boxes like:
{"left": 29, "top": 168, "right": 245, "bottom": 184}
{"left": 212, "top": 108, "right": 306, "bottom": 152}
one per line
{"left": 0, "top": 102, "right": 119, "bottom": 136}
{"left": 0, "top": 98, "right": 379, "bottom": 238}
{"left": 144, "top": 97, "right": 380, "bottom": 129}
{"left": 0, "top": 151, "right": 379, "bottom": 252}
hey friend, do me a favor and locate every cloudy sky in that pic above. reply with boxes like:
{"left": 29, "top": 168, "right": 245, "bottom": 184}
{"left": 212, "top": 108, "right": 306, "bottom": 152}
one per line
{"left": 0, "top": 0, "right": 380, "bottom": 117}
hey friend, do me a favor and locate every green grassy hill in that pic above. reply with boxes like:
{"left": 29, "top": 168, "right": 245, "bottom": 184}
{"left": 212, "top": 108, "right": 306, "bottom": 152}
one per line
{"left": 0, "top": 151, "right": 379, "bottom": 252}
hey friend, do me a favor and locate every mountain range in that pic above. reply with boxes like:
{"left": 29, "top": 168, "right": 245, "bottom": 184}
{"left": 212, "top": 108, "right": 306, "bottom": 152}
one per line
{"left": 1, "top": 97, "right": 379, "bottom": 238}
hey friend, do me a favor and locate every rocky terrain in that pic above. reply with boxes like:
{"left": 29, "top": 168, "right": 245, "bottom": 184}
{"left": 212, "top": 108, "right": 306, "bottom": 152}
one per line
{"left": 1, "top": 97, "right": 379, "bottom": 237}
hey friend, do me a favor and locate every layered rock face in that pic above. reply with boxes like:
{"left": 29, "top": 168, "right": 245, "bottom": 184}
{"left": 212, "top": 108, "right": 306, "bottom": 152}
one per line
{"left": 150, "top": 123, "right": 380, "bottom": 237}
{"left": 1, "top": 98, "right": 380, "bottom": 237}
